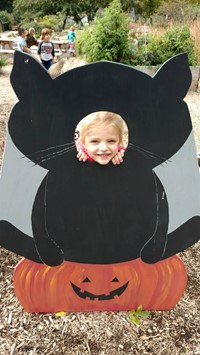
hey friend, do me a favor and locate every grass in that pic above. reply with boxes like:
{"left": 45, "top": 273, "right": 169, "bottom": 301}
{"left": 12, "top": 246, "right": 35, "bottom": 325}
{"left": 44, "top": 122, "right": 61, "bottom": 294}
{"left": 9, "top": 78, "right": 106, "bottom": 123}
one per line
{"left": 188, "top": 19, "right": 200, "bottom": 63}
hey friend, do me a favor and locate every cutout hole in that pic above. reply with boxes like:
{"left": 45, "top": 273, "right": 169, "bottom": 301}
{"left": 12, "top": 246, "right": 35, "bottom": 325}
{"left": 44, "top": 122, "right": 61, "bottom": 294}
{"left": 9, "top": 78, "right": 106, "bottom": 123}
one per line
{"left": 74, "top": 111, "right": 128, "bottom": 165}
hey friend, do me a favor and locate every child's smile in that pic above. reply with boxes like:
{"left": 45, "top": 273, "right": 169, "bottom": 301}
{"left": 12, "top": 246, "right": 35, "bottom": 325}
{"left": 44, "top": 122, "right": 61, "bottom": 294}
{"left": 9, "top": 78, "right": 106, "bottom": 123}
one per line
{"left": 84, "top": 126, "right": 120, "bottom": 165}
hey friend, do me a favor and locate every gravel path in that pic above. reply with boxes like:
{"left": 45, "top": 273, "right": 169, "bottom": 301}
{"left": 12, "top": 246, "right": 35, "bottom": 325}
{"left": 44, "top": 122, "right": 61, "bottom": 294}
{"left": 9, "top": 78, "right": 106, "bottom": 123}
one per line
{"left": 184, "top": 92, "right": 200, "bottom": 155}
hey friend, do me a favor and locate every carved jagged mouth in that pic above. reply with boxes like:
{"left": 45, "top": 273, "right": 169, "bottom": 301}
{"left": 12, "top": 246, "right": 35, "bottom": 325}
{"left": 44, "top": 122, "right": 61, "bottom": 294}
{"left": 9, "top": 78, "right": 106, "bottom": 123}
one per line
{"left": 70, "top": 281, "right": 129, "bottom": 301}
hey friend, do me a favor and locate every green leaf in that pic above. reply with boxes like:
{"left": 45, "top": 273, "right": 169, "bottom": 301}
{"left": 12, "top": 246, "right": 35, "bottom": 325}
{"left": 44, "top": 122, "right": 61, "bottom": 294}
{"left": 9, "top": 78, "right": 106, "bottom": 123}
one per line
{"left": 137, "top": 305, "right": 143, "bottom": 312}
{"left": 140, "top": 311, "right": 150, "bottom": 318}
{"left": 128, "top": 305, "right": 150, "bottom": 325}
{"left": 133, "top": 317, "right": 141, "bottom": 325}
{"left": 129, "top": 314, "right": 141, "bottom": 325}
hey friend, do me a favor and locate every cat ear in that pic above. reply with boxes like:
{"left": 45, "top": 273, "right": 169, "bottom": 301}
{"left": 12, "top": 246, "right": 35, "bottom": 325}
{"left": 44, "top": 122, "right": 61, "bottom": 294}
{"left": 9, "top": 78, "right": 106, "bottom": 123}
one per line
{"left": 10, "top": 51, "right": 53, "bottom": 100}
{"left": 8, "top": 51, "right": 55, "bottom": 167}
{"left": 153, "top": 53, "right": 192, "bottom": 98}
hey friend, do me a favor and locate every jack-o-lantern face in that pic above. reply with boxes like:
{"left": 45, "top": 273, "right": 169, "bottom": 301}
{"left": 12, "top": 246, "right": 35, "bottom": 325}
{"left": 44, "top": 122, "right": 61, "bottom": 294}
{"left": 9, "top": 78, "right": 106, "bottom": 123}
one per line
{"left": 14, "top": 256, "right": 187, "bottom": 313}
{"left": 68, "top": 266, "right": 130, "bottom": 302}
{"left": 70, "top": 277, "right": 129, "bottom": 301}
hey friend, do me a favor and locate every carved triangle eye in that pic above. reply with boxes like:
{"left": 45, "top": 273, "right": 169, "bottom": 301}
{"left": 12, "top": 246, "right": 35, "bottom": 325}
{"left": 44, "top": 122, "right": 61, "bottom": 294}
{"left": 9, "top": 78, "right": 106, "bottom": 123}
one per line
{"left": 82, "top": 277, "right": 91, "bottom": 282}
{"left": 111, "top": 277, "right": 119, "bottom": 282}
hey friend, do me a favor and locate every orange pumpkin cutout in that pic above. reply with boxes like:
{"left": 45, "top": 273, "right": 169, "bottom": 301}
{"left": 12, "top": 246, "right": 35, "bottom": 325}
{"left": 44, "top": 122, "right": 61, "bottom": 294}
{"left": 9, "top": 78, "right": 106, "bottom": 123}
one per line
{"left": 14, "top": 256, "right": 187, "bottom": 313}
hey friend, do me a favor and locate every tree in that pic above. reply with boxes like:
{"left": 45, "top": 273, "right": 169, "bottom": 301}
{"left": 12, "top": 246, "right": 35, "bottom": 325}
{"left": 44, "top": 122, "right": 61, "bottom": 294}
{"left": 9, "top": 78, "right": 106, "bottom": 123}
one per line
{"left": 0, "top": 0, "right": 13, "bottom": 12}
{"left": 120, "top": 0, "right": 136, "bottom": 12}
{"left": 13, "top": 0, "right": 111, "bottom": 22}
{"left": 78, "top": 0, "right": 110, "bottom": 21}
{"left": 13, "top": 0, "right": 64, "bottom": 20}
{"left": 133, "top": 0, "right": 163, "bottom": 19}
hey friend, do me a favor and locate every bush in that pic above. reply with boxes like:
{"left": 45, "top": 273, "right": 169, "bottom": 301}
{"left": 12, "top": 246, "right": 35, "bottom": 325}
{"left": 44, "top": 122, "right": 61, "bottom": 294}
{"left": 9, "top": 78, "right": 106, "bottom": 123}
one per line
{"left": 159, "top": 25, "right": 197, "bottom": 64}
{"left": 20, "top": 21, "right": 43, "bottom": 37}
{"left": 76, "top": 0, "right": 132, "bottom": 64}
{"left": 0, "top": 56, "right": 8, "bottom": 68}
{"left": 13, "top": 11, "right": 21, "bottom": 26}
{"left": 0, "top": 10, "right": 12, "bottom": 31}
{"left": 132, "top": 25, "right": 198, "bottom": 66}
{"left": 21, "top": 13, "right": 65, "bottom": 37}
{"left": 154, "top": 0, "right": 200, "bottom": 25}
{"left": 40, "top": 13, "right": 64, "bottom": 33}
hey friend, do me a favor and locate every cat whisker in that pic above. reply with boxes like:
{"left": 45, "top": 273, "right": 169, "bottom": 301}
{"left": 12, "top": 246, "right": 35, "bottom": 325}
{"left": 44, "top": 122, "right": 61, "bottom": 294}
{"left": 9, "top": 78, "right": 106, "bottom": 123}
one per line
{"left": 128, "top": 145, "right": 162, "bottom": 161}
{"left": 29, "top": 144, "right": 75, "bottom": 162}
{"left": 128, "top": 147, "right": 169, "bottom": 165}
{"left": 128, "top": 143, "right": 170, "bottom": 164}
{"left": 22, "top": 142, "right": 75, "bottom": 159}
{"left": 25, "top": 144, "right": 74, "bottom": 163}
{"left": 128, "top": 142, "right": 165, "bottom": 158}
{"left": 31, "top": 145, "right": 75, "bottom": 166}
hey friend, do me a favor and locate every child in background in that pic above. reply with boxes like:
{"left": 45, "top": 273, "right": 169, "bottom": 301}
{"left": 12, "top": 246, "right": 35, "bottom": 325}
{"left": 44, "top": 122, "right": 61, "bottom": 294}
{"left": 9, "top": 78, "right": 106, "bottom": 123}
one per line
{"left": 67, "top": 26, "right": 76, "bottom": 56}
{"left": 17, "top": 28, "right": 31, "bottom": 53}
{"left": 67, "top": 26, "right": 76, "bottom": 44}
{"left": 37, "top": 28, "right": 55, "bottom": 70}
{"left": 75, "top": 111, "right": 127, "bottom": 165}
{"left": 26, "top": 27, "right": 38, "bottom": 48}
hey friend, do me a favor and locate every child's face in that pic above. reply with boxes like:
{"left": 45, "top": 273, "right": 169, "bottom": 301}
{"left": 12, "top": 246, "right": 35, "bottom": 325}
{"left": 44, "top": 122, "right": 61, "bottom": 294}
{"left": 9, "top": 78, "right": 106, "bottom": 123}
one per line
{"left": 83, "top": 125, "right": 120, "bottom": 165}
{"left": 43, "top": 34, "right": 51, "bottom": 42}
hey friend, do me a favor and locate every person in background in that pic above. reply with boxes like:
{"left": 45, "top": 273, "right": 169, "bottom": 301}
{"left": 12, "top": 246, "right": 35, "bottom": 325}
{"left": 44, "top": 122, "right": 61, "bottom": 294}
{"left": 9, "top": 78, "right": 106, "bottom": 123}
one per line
{"left": 37, "top": 28, "right": 55, "bottom": 70}
{"left": 67, "top": 26, "right": 76, "bottom": 56}
{"left": 67, "top": 26, "right": 76, "bottom": 43}
{"left": 26, "top": 27, "right": 38, "bottom": 48}
{"left": 17, "top": 28, "right": 31, "bottom": 53}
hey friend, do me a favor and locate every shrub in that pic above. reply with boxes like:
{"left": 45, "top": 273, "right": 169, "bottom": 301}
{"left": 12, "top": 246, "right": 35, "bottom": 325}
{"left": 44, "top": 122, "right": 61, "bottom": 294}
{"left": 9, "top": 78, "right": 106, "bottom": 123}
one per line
{"left": 13, "top": 11, "right": 21, "bottom": 26}
{"left": 154, "top": 0, "right": 200, "bottom": 25}
{"left": 21, "top": 13, "right": 65, "bottom": 37}
{"left": 40, "top": 13, "right": 64, "bottom": 33}
{"left": 159, "top": 25, "right": 197, "bottom": 64}
{"left": 132, "top": 25, "right": 198, "bottom": 66}
{"left": 0, "top": 10, "right": 12, "bottom": 31}
{"left": 20, "top": 21, "right": 43, "bottom": 37}
{"left": 76, "top": 0, "right": 132, "bottom": 64}
{"left": 0, "top": 56, "right": 8, "bottom": 68}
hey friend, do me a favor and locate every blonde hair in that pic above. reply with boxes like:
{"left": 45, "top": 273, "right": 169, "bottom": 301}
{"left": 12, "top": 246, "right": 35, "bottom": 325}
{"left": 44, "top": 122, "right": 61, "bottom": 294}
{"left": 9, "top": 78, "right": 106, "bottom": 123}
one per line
{"left": 41, "top": 28, "right": 51, "bottom": 40}
{"left": 80, "top": 111, "right": 124, "bottom": 144}
{"left": 29, "top": 27, "right": 35, "bottom": 34}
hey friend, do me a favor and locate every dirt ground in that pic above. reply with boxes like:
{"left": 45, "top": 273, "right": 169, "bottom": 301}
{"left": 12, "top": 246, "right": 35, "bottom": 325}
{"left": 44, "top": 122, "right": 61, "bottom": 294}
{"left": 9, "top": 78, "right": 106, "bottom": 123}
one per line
{"left": 0, "top": 61, "right": 200, "bottom": 355}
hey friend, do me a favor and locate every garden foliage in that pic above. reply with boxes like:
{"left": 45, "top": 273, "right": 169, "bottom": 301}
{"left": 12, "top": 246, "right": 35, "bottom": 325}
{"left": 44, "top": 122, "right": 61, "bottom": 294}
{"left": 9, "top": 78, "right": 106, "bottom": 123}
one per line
{"left": 0, "top": 56, "right": 8, "bottom": 68}
{"left": 0, "top": 11, "right": 12, "bottom": 30}
{"left": 78, "top": 12, "right": 198, "bottom": 66}
{"left": 133, "top": 25, "right": 197, "bottom": 66}
{"left": 76, "top": 0, "right": 132, "bottom": 63}
{"left": 21, "top": 13, "right": 65, "bottom": 36}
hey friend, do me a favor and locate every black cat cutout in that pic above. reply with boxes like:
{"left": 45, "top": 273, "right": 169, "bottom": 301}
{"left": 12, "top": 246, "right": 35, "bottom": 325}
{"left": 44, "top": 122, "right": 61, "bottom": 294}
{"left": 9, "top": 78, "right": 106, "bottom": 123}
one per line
{"left": 0, "top": 51, "right": 200, "bottom": 267}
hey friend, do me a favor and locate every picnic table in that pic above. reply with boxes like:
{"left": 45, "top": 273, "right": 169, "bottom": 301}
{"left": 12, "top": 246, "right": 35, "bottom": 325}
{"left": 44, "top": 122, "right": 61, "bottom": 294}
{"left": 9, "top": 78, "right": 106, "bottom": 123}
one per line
{"left": 0, "top": 37, "right": 17, "bottom": 50}
{"left": 0, "top": 37, "right": 71, "bottom": 58}
{"left": 0, "top": 37, "right": 69, "bottom": 50}
{"left": 38, "top": 39, "right": 70, "bottom": 52}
